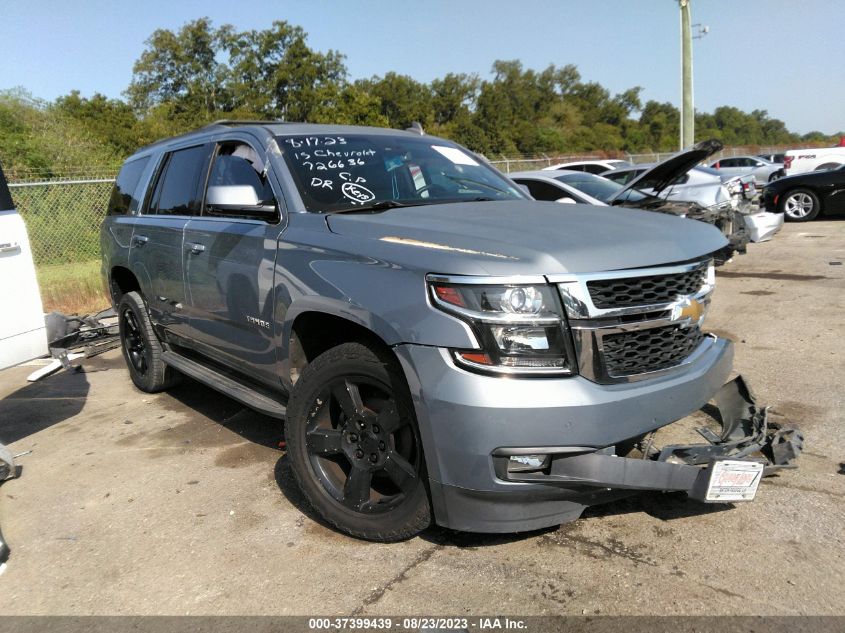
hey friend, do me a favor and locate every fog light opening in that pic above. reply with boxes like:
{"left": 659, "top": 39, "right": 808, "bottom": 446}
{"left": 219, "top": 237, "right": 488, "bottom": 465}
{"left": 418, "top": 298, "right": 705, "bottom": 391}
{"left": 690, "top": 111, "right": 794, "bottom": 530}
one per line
{"left": 507, "top": 454, "right": 550, "bottom": 473}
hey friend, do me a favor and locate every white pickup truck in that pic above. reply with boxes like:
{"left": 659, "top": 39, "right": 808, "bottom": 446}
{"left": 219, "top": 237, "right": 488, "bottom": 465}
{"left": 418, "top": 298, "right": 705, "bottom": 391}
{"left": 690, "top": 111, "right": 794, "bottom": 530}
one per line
{"left": 0, "top": 162, "right": 48, "bottom": 370}
{"left": 784, "top": 144, "right": 845, "bottom": 177}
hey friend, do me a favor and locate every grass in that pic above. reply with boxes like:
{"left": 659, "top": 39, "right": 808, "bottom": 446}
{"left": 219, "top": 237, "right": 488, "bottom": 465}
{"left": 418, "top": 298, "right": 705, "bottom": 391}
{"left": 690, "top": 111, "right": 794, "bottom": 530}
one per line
{"left": 36, "top": 259, "right": 110, "bottom": 316}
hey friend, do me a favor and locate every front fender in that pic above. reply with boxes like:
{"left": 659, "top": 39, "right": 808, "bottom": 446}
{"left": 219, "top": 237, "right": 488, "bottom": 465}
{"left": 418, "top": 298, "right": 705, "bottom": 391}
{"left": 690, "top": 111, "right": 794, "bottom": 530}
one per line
{"left": 274, "top": 260, "right": 479, "bottom": 392}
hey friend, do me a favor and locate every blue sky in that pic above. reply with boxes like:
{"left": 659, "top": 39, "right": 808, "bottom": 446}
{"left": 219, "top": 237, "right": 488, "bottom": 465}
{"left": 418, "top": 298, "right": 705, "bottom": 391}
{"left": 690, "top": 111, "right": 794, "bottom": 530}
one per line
{"left": 1, "top": 0, "right": 843, "bottom": 134}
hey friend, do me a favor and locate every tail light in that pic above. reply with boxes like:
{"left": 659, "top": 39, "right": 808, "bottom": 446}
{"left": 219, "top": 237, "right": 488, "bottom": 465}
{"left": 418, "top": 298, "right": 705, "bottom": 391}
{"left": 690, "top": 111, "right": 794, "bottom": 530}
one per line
{"left": 783, "top": 156, "right": 793, "bottom": 169}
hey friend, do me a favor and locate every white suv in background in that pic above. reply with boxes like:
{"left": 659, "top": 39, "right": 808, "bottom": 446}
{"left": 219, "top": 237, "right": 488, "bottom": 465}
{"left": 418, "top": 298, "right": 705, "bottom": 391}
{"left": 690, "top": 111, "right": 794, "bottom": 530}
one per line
{"left": 0, "top": 162, "right": 48, "bottom": 370}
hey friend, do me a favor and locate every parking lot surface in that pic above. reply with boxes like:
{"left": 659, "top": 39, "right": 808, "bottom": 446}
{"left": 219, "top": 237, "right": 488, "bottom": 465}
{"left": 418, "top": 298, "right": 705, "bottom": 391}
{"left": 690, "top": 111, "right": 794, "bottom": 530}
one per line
{"left": 0, "top": 220, "right": 843, "bottom": 615}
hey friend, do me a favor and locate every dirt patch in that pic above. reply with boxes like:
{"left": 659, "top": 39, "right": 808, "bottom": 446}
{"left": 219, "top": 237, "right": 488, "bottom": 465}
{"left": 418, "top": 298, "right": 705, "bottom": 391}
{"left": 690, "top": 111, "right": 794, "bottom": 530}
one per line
{"left": 81, "top": 354, "right": 129, "bottom": 371}
{"left": 741, "top": 290, "right": 776, "bottom": 296}
{"left": 707, "top": 328, "right": 737, "bottom": 341}
{"left": 768, "top": 400, "right": 824, "bottom": 426}
{"left": 538, "top": 529, "right": 658, "bottom": 567}
{"left": 214, "top": 441, "right": 278, "bottom": 468}
{"left": 718, "top": 271, "right": 830, "bottom": 282}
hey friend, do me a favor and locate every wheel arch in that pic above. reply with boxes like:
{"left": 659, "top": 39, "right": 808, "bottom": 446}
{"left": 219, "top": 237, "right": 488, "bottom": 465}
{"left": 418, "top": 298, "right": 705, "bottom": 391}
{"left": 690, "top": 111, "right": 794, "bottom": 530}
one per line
{"left": 109, "top": 266, "right": 141, "bottom": 308}
{"left": 281, "top": 299, "right": 403, "bottom": 391}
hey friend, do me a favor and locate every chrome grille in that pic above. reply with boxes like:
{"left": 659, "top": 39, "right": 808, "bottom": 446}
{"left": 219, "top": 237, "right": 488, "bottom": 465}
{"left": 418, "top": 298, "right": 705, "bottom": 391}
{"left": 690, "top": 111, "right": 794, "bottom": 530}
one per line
{"left": 601, "top": 324, "right": 705, "bottom": 376}
{"left": 554, "top": 258, "right": 714, "bottom": 384}
{"left": 586, "top": 263, "right": 708, "bottom": 309}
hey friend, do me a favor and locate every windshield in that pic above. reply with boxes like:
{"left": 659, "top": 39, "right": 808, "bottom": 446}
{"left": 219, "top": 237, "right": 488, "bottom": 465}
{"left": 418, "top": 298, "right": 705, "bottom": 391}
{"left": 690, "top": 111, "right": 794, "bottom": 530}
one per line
{"left": 552, "top": 172, "right": 641, "bottom": 203}
{"left": 278, "top": 134, "right": 525, "bottom": 212}
{"left": 555, "top": 171, "right": 657, "bottom": 205}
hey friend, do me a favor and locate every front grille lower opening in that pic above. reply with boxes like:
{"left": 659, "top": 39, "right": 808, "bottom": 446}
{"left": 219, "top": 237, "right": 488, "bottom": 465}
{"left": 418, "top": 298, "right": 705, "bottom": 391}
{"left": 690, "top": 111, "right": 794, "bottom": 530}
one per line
{"left": 602, "top": 324, "right": 705, "bottom": 376}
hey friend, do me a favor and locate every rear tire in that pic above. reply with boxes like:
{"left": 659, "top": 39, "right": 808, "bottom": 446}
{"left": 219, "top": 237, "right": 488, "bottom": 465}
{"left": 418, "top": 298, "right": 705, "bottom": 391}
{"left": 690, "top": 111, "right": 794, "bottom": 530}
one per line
{"left": 118, "top": 291, "right": 181, "bottom": 393}
{"left": 780, "top": 189, "right": 820, "bottom": 222}
{"left": 286, "top": 341, "right": 431, "bottom": 541}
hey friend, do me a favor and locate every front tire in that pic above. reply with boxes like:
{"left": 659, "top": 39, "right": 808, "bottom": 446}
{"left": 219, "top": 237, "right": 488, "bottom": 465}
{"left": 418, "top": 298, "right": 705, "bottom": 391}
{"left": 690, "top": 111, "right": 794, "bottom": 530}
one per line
{"left": 118, "top": 291, "right": 181, "bottom": 393}
{"left": 780, "top": 189, "right": 820, "bottom": 222}
{"left": 286, "top": 342, "right": 431, "bottom": 541}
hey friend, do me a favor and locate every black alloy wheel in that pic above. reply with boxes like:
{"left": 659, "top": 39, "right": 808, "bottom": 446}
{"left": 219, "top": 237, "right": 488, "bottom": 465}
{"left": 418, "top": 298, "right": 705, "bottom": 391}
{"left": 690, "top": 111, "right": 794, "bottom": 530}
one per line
{"left": 117, "top": 291, "right": 180, "bottom": 393}
{"left": 121, "top": 307, "right": 148, "bottom": 376}
{"left": 286, "top": 341, "right": 431, "bottom": 541}
{"left": 305, "top": 376, "right": 420, "bottom": 514}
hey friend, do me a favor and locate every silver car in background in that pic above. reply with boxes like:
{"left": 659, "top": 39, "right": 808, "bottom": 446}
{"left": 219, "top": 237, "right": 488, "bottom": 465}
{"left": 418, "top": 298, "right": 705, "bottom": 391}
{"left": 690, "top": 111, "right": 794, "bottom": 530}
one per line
{"left": 603, "top": 164, "right": 740, "bottom": 210}
{"left": 509, "top": 170, "right": 608, "bottom": 205}
{"left": 708, "top": 155, "right": 784, "bottom": 185}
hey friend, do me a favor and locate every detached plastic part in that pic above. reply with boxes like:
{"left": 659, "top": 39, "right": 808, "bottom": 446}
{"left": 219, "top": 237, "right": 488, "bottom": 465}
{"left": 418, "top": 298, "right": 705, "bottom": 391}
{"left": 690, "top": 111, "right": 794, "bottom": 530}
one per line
{"left": 659, "top": 375, "right": 804, "bottom": 474}
{"left": 503, "top": 376, "right": 803, "bottom": 496}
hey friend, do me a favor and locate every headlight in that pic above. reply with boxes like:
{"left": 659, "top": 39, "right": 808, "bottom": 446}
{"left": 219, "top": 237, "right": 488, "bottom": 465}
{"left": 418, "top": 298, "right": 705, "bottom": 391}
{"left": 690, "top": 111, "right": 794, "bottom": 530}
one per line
{"left": 429, "top": 281, "right": 573, "bottom": 376}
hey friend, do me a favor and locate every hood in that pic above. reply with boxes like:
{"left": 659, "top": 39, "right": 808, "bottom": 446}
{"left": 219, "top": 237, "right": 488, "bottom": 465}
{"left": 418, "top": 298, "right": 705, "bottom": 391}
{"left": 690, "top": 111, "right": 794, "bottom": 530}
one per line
{"left": 0, "top": 162, "right": 13, "bottom": 212}
{"left": 325, "top": 200, "right": 727, "bottom": 275}
{"left": 609, "top": 139, "right": 724, "bottom": 201}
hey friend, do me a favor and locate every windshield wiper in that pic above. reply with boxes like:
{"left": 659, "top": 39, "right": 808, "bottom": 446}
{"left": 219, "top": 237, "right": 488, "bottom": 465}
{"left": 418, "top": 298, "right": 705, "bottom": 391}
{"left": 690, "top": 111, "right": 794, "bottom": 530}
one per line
{"left": 327, "top": 200, "right": 412, "bottom": 214}
{"left": 443, "top": 176, "right": 511, "bottom": 195}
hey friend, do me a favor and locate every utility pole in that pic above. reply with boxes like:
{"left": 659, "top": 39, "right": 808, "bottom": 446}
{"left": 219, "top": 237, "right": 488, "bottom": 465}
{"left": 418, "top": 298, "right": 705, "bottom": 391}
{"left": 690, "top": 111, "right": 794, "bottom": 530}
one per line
{"left": 679, "top": 0, "right": 693, "bottom": 150}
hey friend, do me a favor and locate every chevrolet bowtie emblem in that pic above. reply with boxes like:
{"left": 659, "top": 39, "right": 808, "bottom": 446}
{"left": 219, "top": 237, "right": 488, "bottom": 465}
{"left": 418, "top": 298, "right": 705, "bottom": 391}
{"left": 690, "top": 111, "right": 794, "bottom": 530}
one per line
{"left": 671, "top": 297, "right": 705, "bottom": 326}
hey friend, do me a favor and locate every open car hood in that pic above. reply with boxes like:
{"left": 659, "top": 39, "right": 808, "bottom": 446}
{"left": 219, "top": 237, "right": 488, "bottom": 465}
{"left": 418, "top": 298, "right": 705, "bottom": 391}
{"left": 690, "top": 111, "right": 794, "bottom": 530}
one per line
{"left": 609, "top": 139, "right": 724, "bottom": 201}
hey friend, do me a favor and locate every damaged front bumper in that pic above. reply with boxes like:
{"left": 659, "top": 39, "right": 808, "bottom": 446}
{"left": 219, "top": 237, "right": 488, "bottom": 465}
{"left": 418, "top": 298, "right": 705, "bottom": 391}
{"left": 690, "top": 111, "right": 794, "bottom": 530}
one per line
{"left": 497, "top": 376, "right": 803, "bottom": 502}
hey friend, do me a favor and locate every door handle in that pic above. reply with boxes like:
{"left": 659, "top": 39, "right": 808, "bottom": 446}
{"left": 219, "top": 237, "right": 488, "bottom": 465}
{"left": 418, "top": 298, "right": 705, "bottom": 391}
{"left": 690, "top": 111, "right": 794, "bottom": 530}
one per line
{"left": 0, "top": 242, "right": 21, "bottom": 254}
{"left": 187, "top": 242, "right": 206, "bottom": 255}
{"left": 132, "top": 235, "right": 149, "bottom": 247}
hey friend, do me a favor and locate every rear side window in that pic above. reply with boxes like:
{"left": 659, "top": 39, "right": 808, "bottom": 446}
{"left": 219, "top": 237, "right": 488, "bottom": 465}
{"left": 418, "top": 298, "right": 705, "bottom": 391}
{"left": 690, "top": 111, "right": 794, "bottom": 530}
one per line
{"left": 147, "top": 145, "right": 209, "bottom": 216}
{"left": 520, "top": 179, "right": 570, "bottom": 202}
{"left": 583, "top": 164, "right": 608, "bottom": 175}
{"left": 604, "top": 170, "right": 637, "bottom": 185}
{"left": 107, "top": 157, "right": 150, "bottom": 216}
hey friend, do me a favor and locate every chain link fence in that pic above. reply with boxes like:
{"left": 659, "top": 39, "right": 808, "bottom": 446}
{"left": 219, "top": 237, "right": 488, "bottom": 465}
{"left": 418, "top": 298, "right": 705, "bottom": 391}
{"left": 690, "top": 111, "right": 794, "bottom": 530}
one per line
{"left": 9, "top": 177, "right": 115, "bottom": 266}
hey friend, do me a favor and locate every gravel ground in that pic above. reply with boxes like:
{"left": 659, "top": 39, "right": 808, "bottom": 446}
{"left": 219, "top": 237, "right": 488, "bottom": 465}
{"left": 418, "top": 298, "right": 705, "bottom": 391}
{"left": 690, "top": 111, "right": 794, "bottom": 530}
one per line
{"left": 0, "top": 219, "right": 842, "bottom": 616}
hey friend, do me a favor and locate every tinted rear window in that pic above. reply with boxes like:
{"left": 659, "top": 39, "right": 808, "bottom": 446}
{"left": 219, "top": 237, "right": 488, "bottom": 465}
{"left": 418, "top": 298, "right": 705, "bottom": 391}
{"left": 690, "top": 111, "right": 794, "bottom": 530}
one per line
{"left": 107, "top": 157, "right": 150, "bottom": 216}
{"left": 0, "top": 161, "right": 13, "bottom": 211}
{"left": 519, "top": 179, "right": 570, "bottom": 202}
{"left": 148, "top": 145, "right": 208, "bottom": 216}
{"left": 554, "top": 172, "right": 624, "bottom": 203}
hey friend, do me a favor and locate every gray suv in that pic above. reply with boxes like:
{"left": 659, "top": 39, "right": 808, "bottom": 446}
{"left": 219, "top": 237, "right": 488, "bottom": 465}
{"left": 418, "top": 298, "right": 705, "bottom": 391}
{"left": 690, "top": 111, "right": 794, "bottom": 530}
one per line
{"left": 100, "top": 122, "right": 789, "bottom": 541}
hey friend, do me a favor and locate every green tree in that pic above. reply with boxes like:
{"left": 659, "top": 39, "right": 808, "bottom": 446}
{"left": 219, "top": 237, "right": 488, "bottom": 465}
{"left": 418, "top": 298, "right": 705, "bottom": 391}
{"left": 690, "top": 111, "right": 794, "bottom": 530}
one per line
{"left": 356, "top": 73, "right": 433, "bottom": 129}
{"left": 639, "top": 100, "right": 680, "bottom": 151}
{"left": 54, "top": 91, "right": 142, "bottom": 156}
{"left": 127, "top": 17, "right": 230, "bottom": 117}
{"left": 223, "top": 20, "right": 346, "bottom": 121}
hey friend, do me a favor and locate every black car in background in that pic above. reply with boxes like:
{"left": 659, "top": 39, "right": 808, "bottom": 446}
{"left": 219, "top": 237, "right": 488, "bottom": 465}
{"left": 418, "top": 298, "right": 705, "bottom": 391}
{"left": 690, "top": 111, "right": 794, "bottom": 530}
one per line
{"left": 761, "top": 164, "right": 845, "bottom": 222}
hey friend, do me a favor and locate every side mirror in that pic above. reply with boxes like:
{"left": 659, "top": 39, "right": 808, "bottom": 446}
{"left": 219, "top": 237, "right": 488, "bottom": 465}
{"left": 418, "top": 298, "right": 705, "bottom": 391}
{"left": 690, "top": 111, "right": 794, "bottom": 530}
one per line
{"left": 556, "top": 196, "right": 576, "bottom": 204}
{"left": 206, "top": 185, "right": 276, "bottom": 217}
